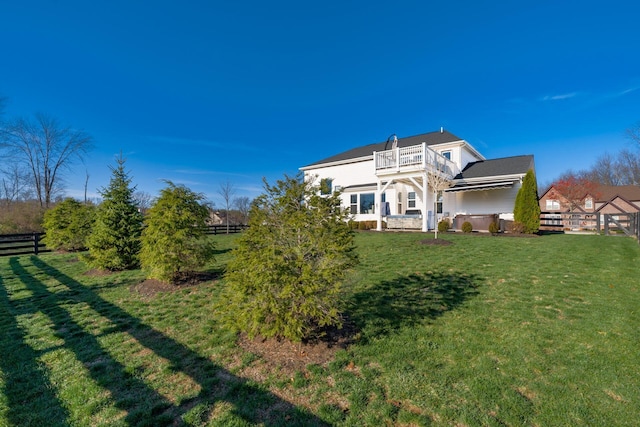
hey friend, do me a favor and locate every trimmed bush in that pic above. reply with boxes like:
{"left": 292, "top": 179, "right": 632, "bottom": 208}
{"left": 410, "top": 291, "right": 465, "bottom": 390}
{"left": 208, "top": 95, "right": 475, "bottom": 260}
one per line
{"left": 461, "top": 221, "right": 473, "bottom": 233}
{"left": 438, "top": 219, "right": 451, "bottom": 233}
{"left": 513, "top": 169, "right": 540, "bottom": 234}
{"left": 488, "top": 221, "right": 500, "bottom": 235}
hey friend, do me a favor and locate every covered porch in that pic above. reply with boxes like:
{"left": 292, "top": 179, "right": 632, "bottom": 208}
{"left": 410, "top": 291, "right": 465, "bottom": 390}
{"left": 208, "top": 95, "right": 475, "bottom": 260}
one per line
{"left": 373, "top": 143, "right": 458, "bottom": 232}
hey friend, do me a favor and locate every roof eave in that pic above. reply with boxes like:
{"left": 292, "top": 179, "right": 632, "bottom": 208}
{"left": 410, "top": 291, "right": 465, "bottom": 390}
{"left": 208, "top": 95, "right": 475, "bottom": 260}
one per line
{"left": 300, "top": 155, "right": 373, "bottom": 171}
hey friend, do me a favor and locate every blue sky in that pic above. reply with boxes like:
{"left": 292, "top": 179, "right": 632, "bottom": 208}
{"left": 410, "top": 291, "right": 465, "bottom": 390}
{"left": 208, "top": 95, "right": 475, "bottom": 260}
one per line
{"left": 1, "top": 1, "right": 639, "bottom": 206}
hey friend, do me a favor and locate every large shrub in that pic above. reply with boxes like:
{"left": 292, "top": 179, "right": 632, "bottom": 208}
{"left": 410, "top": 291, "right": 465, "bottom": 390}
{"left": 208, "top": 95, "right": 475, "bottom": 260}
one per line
{"left": 513, "top": 169, "right": 540, "bottom": 234}
{"left": 139, "top": 182, "right": 215, "bottom": 283}
{"left": 85, "top": 155, "right": 143, "bottom": 270}
{"left": 42, "top": 198, "right": 95, "bottom": 251}
{"left": 220, "top": 174, "right": 358, "bottom": 342}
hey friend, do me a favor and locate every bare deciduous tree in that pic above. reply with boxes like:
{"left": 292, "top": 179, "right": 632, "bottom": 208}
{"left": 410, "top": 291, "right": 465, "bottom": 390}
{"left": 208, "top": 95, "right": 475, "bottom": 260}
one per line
{"left": 133, "top": 191, "right": 154, "bottom": 215}
{"left": 0, "top": 164, "right": 29, "bottom": 207}
{"left": 627, "top": 121, "right": 640, "bottom": 146}
{"left": 1, "top": 113, "right": 93, "bottom": 208}
{"left": 426, "top": 168, "right": 453, "bottom": 239}
{"left": 233, "top": 196, "right": 251, "bottom": 225}
{"left": 218, "top": 180, "right": 236, "bottom": 233}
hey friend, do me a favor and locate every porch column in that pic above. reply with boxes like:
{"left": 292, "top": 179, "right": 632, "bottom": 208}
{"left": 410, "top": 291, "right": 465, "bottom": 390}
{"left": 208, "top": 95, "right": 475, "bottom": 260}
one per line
{"left": 377, "top": 181, "right": 383, "bottom": 231}
{"left": 422, "top": 173, "right": 429, "bottom": 232}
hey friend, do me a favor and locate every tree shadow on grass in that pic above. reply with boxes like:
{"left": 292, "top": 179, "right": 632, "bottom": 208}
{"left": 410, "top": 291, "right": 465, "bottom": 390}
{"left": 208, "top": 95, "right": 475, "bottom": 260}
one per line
{"left": 2, "top": 256, "right": 326, "bottom": 426}
{"left": 347, "top": 271, "right": 483, "bottom": 342}
{"left": 0, "top": 273, "right": 71, "bottom": 426}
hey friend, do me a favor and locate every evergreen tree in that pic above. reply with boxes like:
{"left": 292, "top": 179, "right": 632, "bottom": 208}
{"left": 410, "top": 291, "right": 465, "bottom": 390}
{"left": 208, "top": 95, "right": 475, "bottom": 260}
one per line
{"left": 139, "top": 181, "right": 215, "bottom": 283}
{"left": 42, "top": 198, "right": 95, "bottom": 251}
{"left": 220, "top": 174, "right": 358, "bottom": 343}
{"left": 513, "top": 169, "right": 541, "bottom": 234}
{"left": 85, "top": 154, "right": 143, "bottom": 270}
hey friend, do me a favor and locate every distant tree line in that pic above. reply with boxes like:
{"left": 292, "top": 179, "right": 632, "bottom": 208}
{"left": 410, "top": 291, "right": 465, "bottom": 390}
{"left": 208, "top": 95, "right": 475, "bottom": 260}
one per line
{"left": 543, "top": 121, "right": 640, "bottom": 191}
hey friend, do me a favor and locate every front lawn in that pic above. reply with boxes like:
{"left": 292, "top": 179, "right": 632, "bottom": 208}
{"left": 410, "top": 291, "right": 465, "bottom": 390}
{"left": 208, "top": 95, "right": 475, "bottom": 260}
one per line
{"left": 1, "top": 232, "right": 638, "bottom": 426}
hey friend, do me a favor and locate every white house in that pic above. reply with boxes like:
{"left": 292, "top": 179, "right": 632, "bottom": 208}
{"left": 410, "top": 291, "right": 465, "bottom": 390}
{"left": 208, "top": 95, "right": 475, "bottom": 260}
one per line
{"left": 300, "top": 129, "right": 535, "bottom": 232}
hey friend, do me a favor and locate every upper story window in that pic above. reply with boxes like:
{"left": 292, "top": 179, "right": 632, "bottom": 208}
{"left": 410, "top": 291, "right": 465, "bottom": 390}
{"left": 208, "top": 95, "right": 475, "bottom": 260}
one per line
{"left": 546, "top": 199, "right": 560, "bottom": 210}
{"left": 441, "top": 151, "right": 452, "bottom": 160}
{"left": 585, "top": 198, "right": 593, "bottom": 209}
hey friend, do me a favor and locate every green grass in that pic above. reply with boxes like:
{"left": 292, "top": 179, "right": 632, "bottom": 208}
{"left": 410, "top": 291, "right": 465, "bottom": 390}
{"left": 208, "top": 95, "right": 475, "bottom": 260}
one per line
{"left": 1, "top": 232, "right": 639, "bottom": 426}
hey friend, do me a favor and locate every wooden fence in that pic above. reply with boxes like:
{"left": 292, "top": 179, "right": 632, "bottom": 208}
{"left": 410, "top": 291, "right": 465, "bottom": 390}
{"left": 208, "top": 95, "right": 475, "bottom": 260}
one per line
{"left": 0, "top": 233, "right": 49, "bottom": 257}
{"left": 204, "top": 224, "right": 248, "bottom": 235}
{"left": 540, "top": 211, "right": 640, "bottom": 241}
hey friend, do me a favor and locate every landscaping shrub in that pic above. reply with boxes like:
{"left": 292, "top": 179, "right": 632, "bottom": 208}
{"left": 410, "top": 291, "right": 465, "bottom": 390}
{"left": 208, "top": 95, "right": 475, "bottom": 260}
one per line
{"left": 438, "top": 219, "right": 451, "bottom": 233}
{"left": 220, "top": 174, "right": 357, "bottom": 342}
{"left": 42, "top": 198, "right": 95, "bottom": 251}
{"left": 513, "top": 169, "right": 540, "bottom": 234}
{"left": 461, "top": 221, "right": 473, "bottom": 233}
{"left": 509, "top": 221, "right": 525, "bottom": 234}
{"left": 488, "top": 221, "right": 500, "bottom": 235}
{"left": 140, "top": 182, "right": 215, "bottom": 283}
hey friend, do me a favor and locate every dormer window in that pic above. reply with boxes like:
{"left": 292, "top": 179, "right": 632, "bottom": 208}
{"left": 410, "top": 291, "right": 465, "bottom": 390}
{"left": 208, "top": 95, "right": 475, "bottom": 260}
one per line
{"left": 442, "top": 151, "right": 452, "bottom": 160}
{"left": 585, "top": 198, "right": 593, "bottom": 209}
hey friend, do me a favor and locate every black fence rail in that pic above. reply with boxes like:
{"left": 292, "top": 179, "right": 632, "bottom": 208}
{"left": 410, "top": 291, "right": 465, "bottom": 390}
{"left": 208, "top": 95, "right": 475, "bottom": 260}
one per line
{"left": 204, "top": 224, "right": 248, "bottom": 235}
{"left": 0, "top": 233, "right": 50, "bottom": 257}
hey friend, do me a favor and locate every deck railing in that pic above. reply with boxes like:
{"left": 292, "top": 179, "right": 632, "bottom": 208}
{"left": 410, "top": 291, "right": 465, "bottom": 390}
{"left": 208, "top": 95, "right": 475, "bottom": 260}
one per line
{"left": 374, "top": 143, "right": 459, "bottom": 178}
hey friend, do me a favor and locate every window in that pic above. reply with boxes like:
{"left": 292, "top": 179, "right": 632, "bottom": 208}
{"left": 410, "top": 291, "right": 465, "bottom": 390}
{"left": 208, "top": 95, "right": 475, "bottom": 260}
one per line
{"left": 320, "top": 178, "right": 333, "bottom": 195}
{"left": 397, "top": 192, "right": 402, "bottom": 215}
{"left": 408, "top": 191, "right": 416, "bottom": 208}
{"left": 442, "top": 151, "right": 452, "bottom": 160}
{"left": 546, "top": 199, "right": 560, "bottom": 210}
{"left": 585, "top": 198, "right": 593, "bottom": 209}
{"left": 350, "top": 194, "right": 357, "bottom": 215}
{"left": 436, "top": 191, "right": 443, "bottom": 214}
{"left": 360, "top": 193, "right": 375, "bottom": 214}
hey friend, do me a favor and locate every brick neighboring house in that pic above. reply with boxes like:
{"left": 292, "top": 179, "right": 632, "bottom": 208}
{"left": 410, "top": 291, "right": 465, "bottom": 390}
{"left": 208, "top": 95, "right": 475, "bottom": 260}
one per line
{"left": 539, "top": 184, "right": 640, "bottom": 230}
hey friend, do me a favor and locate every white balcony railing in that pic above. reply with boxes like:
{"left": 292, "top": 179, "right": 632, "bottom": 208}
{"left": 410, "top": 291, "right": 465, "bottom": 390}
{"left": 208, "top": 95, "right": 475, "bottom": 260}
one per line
{"left": 374, "top": 143, "right": 460, "bottom": 178}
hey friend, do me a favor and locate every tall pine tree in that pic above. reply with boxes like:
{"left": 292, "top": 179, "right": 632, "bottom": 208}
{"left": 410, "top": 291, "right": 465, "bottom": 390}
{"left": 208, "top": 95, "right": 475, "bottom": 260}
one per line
{"left": 85, "top": 154, "right": 143, "bottom": 270}
{"left": 513, "top": 169, "right": 540, "bottom": 234}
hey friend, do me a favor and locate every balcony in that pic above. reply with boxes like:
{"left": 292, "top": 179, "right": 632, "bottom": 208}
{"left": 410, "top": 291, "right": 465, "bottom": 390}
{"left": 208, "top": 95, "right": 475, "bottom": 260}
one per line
{"left": 374, "top": 143, "right": 460, "bottom": 178}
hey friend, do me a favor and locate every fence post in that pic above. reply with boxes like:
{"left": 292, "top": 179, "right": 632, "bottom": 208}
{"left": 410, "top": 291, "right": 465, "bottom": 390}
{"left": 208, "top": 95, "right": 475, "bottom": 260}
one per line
{"left": 33, "top": 232, "right": 39, "bottom": 256}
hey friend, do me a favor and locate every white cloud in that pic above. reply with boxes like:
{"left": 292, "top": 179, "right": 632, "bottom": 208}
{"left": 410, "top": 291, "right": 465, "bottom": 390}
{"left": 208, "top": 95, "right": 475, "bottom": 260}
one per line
{"left": 541, "top": 92, "right": 577, "bottom": 101}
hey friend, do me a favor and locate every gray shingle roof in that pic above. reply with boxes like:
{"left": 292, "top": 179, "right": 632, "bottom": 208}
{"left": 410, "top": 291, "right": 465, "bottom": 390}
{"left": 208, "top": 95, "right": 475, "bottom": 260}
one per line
{"left": 302, "top": 130, "right": 463, "bottom": 168}
{"left": 454, "top": 155, "right": 534, "bottom": 180}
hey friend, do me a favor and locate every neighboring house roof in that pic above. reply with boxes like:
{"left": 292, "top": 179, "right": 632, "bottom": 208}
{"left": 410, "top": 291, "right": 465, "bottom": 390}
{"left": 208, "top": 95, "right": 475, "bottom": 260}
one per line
{"left": 541, "top": 184, "right": 640, "bottom": 203}
{"left": 302, "top": 130, "right": 464, "bottom": 168}
{"left": 593, "top": 185, "right": 640, "bottom": 202}
{"left": 454, "top": 155, "right": 535, "bottom": 180}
